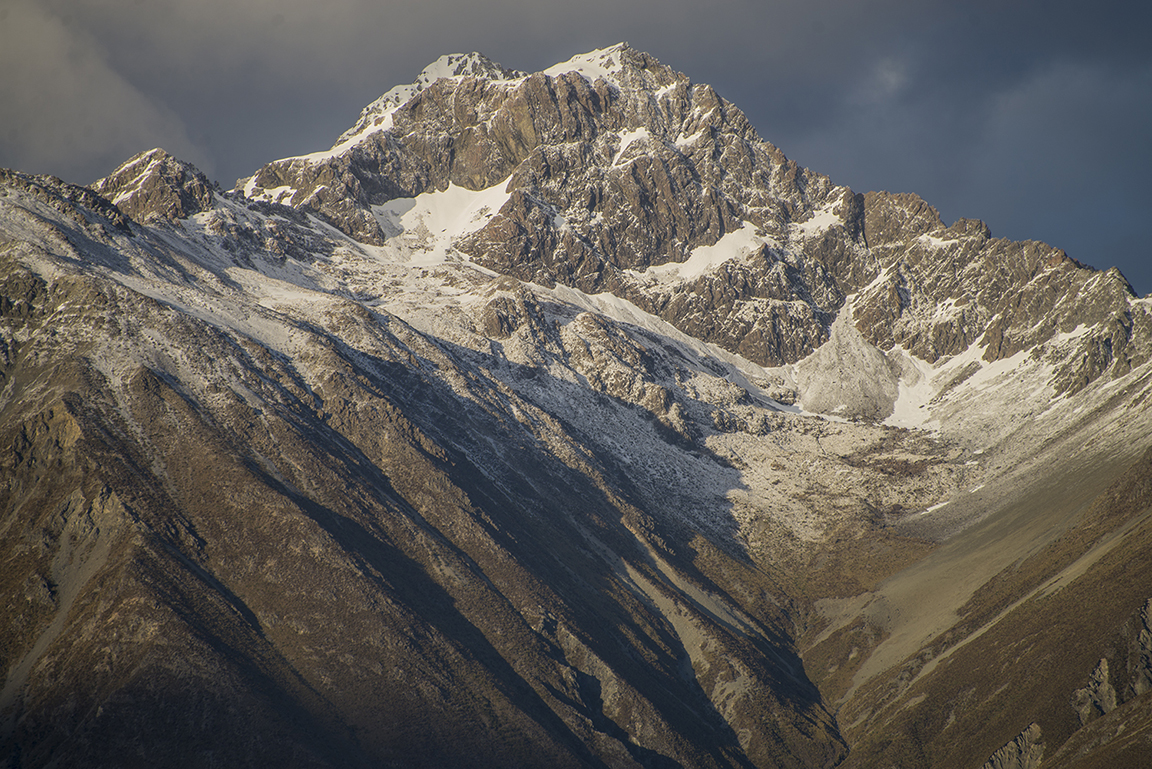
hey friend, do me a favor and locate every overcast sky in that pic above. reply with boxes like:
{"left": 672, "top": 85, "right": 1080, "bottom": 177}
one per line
{"left": 2, "top": 0, "right": 1148, "bottom": 294}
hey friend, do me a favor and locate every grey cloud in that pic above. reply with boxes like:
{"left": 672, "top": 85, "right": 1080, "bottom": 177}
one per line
{"left": 965, "top": 60, "right": 1152, "bottom": 287}
{"left": 0, "top": 0, "right": 211, "bottom": 183}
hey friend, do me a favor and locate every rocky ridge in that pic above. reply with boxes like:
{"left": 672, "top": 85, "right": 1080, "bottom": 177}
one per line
{"left": 238, "top": 44, "right": 1149, "bottom": 390}
{"left": 2, "top": 44, "right": 1152, "bottom": 769}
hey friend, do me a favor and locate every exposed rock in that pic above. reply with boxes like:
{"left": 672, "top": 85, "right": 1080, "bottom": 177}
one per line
{"left": 1072, "top": 597, "right": 1152, "bottom": 726}
{"left": 1127, "top": 599, "right": 1152, "bottom": 699}
{"left": 0, "top": 168, "right": 132, "bottom": 236}
{"left": 92, "top": 148, "right": 217, "bottom": 222}
{"left": 335, "top": 52, "right": 528, "bottom": 147}
{"left": 980, "top": 723, "right": 1045, "bottom": 769}
{"left": 862, "top": 191, "right": 944, "bottom": 249}
{"left": 1072, "top": 658, "right": 1120, "bottom": 725}
{"left": 3, "top": 42, "right": 1152, "bottom": 769}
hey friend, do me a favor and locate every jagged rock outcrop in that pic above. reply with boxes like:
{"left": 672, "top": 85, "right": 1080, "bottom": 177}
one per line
{"left": 981, "top": 723, "right": 1045, "bottom": 769}
{"left": 1072, "top": 658, "right": 1121, "bottom": 726}
{"left": 1071, "top": 598, "right": 1152, "bottom": 726}
{"left": 3, "top": 43, "right": 1152, "bottom": 769}
{"left": 851, "top": 192, "right": 1149, "bottom": 394}
{"left": 92, "top": 148, "right": 217, "bottom": 222}
{"left": 234, "top": 44, "right": 1150, "bottom": 386}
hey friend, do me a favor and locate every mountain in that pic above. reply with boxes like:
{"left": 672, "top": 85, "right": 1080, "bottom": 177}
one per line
{"left": 2, "top": 43, "right": 1151, "bottom": 768}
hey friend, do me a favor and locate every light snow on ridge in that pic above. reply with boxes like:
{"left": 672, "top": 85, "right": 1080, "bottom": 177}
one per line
{"left": 274, "top": 53, "right": 528, "bottom": 167}
{"left": 542, "top": 44, "right": 630, "bottom": 84}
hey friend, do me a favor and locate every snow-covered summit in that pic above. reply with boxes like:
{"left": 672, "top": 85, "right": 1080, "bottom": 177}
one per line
{"left": 230, "top": 42, "right": 1150, "bottom": 416}
{"left": 293, "top": 45, "right": 670, "bottom": 167}
{"left": 541, "top": 43, "right": 632, "bottom": 83}
{"left": 541, "top": 43, "right": 684, "bottom": 95}
{"left": 334, "top": 52, "right": 527, "bottom": 147}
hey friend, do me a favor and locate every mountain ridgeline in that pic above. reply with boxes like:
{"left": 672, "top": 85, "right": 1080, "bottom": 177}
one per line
{"left": 2, "top": 44, "right": 1151, "bottom": 768}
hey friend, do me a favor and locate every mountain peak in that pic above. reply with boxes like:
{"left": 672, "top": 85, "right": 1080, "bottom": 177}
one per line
{"left": 540, "top": 42, "right": 633, "bottom": 79}
{"left": 5, "top": 42, "right": 1152, "bottom": 769}
{"left": 541, "top": 42, "right": 681, "bottom": 92}
{"left": 334, "top": 52, "right": 526, "bottom": 147}
{"left": 415, "top": 51, "right": 524, "bottom": 84}
{"left": 92, "top": 148, "right": 216, "bottom": 223}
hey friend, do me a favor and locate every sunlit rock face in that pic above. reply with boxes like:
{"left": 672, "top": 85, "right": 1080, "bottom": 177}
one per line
{"left": 2, "top": 44, "right": 1152, "bottom": 769}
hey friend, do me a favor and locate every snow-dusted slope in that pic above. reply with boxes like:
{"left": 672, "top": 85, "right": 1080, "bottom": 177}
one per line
{"left": 2, "top": 44, "right": 1152, "bottom": 769}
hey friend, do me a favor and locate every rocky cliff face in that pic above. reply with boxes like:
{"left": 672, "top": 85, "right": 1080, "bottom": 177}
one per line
{"left": 237, "top": 45, "right": 862, "bottom": 367}
{"left": 2, "top": 44, "right": 1152, "bottom": 769}
{"left": 239, "top": 44, "right": 1149, "bottom": 384}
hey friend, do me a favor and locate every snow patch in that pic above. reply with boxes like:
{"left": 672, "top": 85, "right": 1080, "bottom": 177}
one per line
{"left": 883, "top": 347, "right": 940, "bottom": 430}
{"left": 915, "top": 500, "right": 951, "bottom": 516}
{"left": 1051, "top": 323, "right": 1093, "bottom": 343}
{"left": 250, "top": 185, "right": 298, "bottom": 206}
{"left": 369, "top": 180, "right": 511, "bottom": 266}
{"left": 919, "top": 234, "right": 960, "bottom": 249}
{"left": 675, "top": 129, "right": 707, "bottom": 149}
{"left": 371, "top": 198, "right": 416, "bottom": 239}
{"left": 793, "top": 204, "right": 842, "bottom": 237}
{"left": 626, "top": 224, "right": 775, "bottom": 285}
{"left": 613, "top": 128, "right": 650, "bottom": 166}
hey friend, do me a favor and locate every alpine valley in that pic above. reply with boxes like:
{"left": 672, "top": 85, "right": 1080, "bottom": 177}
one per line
{"left": 2, "top": 44, "right": 1151, "bottom": 769}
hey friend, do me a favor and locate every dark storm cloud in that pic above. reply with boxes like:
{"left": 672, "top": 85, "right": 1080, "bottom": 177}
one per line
{"left": 0, "top": 0, "right": 212, "bottom": 181}
{"left": 2, "top": 0, "right": 1148, "bottom": 292}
